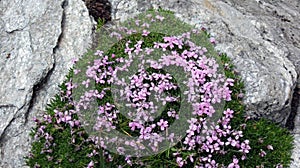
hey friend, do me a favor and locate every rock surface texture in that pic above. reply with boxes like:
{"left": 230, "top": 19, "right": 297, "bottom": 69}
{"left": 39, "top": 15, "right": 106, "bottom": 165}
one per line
{"left": 0, "top": 0, "right": 299, "bottom": 167}
{"left": 0, "top": 0, "right": 93, "bottom": 167}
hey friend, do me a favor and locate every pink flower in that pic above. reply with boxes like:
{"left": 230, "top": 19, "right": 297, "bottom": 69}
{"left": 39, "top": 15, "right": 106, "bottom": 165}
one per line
{"left": 94, "top": 50, "right": 104, "bottom": 56}
{"left": 87, "top": 161, "right": 94, "bottom": 168}
{"left": 159, "top": 43, "right": 169, "bottom": 51}
{"left": 238, "top": 93, "right": 244, "bottom": 98}
{"left": 182, "top": 32, "right": 191, "bottom": 39}
{"left": 239, "top": 140, "right": 251, "bottom": 154}
{"left": 117, "top": 147, "right": 125, "bottom": 155}
{"left": 43, "top": 115, "right": 52, "bottom": 123}
{"left": 74, "top": 69, "right": 81, "bottom": 75}
{"left": 155, "top": 15, "right": 165, "bottom": 21}
{"left": 129, "top": 121, "right": 141, "bottom": 131}
{"left": 167, "top": 110, "right": 177, "bottom": 118}
{"left": 210, "top": 37, "right": 216, "bottom": 44}
{"left": 183, "top": 136, "right": 196, "bottom": 149}
{"left": 267, "top": 144, "right": 274, "bottom": 150}
{"left": 145, "top": 48, "right": 154, "bottom": 55}
{"left": 259, "top": 149, "right": 267, "bottom": 157}
{"left": 82, "top": 79, "right": 90, "bottom": 88}
{"left": 228, "top": 157, "right": 240, "bottom": 168}
{"left": 125, "top": 46, "right": 133, "bottom": 55}
{"left": 134, "top": 47, "right": 142, "bottom": 55}
{"left": 65, "top": 81, "right": 74, "bottom": 91}
{"left": 226, "top": 137, "right": 238, "bottom": 147}
{"left": 154, "top": 42, "right": 160, "bottom": 48}
{"left": 142, "top": 23, "right": 150, "bottom": 28}
{"left": 157, "top": 119, "right": 168, "bottom": 131}
{"left": 167, "top": 133, "right": 175, "bottom": 142}
{"left": 71, "top": 58, "right": 79, "bottom": 64}
{"left": 224, "top": 109, "right": 234, "bottom": 118}
{"left": 110, "top": 32, "right": 122, "bottom": 39}
{"left": 135, "top": 19, "right": 140, "bottom": 26}
{"left": 142, "top": 30, "right": 150, "bottom": 36}
{"left": 126, "top": 29, "right": 133, "bottom": 35}
{"left": 125, "top": 155, "right": 132, "bottom": 166}
{"left": 176, "top": 157, "right": 184, "bottom": 167}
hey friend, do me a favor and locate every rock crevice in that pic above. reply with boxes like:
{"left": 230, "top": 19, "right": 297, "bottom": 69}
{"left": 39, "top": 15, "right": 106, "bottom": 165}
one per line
{"left": 0, "top": 0, "right": 93, "bottom": 167}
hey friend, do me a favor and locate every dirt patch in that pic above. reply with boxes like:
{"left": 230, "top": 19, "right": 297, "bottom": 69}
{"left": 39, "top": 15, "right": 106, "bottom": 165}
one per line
{"left": 83, "top": 0, "right": 112, "bottom": 23}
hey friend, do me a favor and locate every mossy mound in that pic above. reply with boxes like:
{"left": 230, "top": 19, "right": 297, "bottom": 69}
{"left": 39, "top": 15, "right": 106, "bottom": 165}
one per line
{"left": 26, "top": 9, "right": 293, "bottom": 168}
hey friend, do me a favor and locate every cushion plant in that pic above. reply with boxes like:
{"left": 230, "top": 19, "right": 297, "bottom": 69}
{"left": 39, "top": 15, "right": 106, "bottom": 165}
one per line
{"left": 26, "top": 9, "right": 293, "bottom": 168}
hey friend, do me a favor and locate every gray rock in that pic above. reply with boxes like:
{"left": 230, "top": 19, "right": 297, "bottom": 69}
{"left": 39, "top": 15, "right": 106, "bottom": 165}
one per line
{"left": 0, "top": 0, "right": 93, "bottom": 167}
{"left": 291, "top": 133, "right": 300, "bottom": 168}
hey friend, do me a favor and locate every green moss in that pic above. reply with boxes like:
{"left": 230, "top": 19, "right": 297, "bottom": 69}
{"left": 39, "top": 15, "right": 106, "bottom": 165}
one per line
{"left": 26, "top": 9, "right": 293, "bottom": 168}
